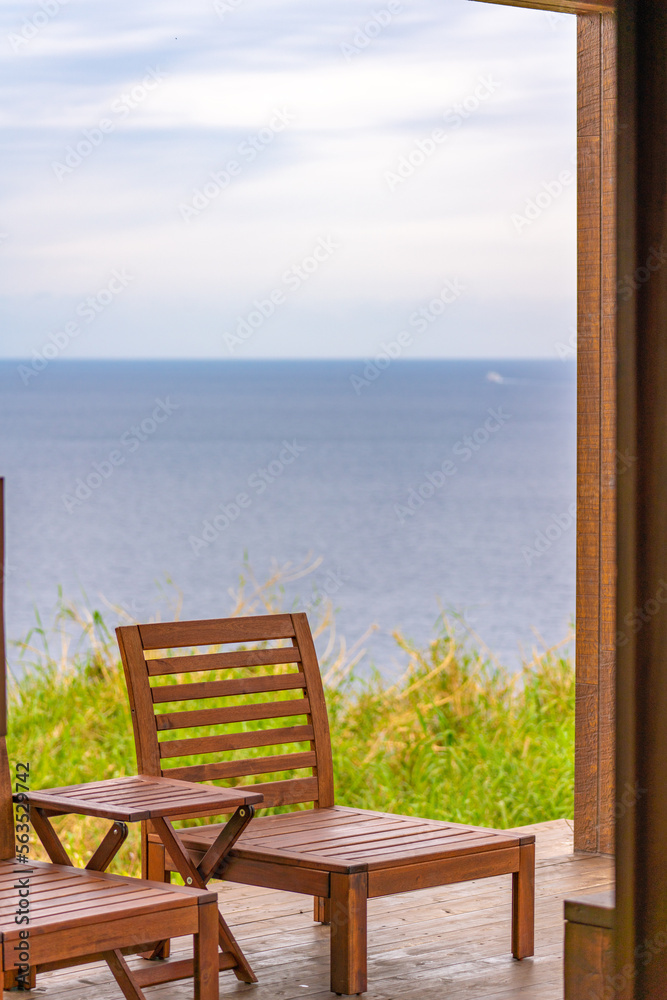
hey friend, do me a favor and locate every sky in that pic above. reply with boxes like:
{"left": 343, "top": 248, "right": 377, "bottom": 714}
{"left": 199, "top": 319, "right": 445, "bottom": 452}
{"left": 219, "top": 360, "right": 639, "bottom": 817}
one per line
{"left": 0, "top": 0, "right": 577, "bottom": 360}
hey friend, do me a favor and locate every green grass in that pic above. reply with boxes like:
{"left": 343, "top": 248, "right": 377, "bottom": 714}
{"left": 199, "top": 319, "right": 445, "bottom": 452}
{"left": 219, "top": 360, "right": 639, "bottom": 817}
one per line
{"left": 7, "top": 568, "right": 574, "bottom": 877}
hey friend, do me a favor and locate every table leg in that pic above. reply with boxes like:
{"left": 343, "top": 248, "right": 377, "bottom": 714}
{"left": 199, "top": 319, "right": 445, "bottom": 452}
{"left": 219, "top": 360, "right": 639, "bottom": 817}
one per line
{"left": 30, "top": 808, "right": 73, "bottom": 867}
{"left": 86, "top": 822, "right": 129, "bottom": 872}
{"left": 151, "top": 815, "right": 257, "bottom": 984}
{"left": 199, "top": 806, "right": 254, "bottom": 882}
{"left": 104, "top": 949, "right": 148, "bottom": 1000}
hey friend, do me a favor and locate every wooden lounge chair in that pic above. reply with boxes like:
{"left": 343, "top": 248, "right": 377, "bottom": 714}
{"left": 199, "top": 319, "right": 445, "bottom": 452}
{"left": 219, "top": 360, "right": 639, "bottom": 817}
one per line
{"left": 117, "top": 612, "right": 535, "bottom": 995}
{"left": 0, "top": 479, "right": 219, "bottom": 999}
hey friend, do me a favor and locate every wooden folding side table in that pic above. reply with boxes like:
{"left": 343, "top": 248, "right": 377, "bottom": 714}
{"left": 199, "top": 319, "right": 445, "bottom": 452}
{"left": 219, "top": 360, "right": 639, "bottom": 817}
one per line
{"left": 22, "top": 774, "right": 263, "bottom": 985}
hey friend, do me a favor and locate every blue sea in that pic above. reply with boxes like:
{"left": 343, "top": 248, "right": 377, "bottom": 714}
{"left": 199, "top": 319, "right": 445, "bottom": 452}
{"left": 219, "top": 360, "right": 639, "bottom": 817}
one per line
{"left": 0, "top": 359, "right": 576, "bottom": 677}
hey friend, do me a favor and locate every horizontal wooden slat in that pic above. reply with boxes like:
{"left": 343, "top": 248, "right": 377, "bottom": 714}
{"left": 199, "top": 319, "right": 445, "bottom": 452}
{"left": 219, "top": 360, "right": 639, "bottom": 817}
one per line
{"left": 156, "top": 698, "right": 311, "bottom": 731}
{"left": 161, "top": 837, "right": 334, "bottom": 889}
{"left": 141, "top": 777, "right": 319, "bottom": 821}
{"left": 236, "top": 776, "right": 319, "bottom": 808}
{"left": 164, "top": 751, "right": 316, "bottom": 784}
{"left": 222, "top": 855, "right": 330, "bottom": 895}
{"left": 250, "top": 819, "right": 435, "bottom": 851}
{"left": 33, "top": 941, "right": 164, "bottom": 974}
{"left": 25, "top": 775, "right": 261, "bottom": 821}
{"left": 320, "top": 831, "right": 513, "bottom": 860}
{"left": 6, "top": 906, "right": 198, "bottom": 964}
{"left": 159, "top": 724, "right": 315, "bottom": 759}
{"left": 151, "top": 671, "right": 306, "bottom": 703}
{"left": 146, "top": 646, "right": 300, "bottom": 676}
{"left": 138, "top": 614, "right": 295, "bottom": 650}
{"left": 133, "top": 951, "right": 237, "bottom": 986}
{"left": 472, "top": 0, "right": 614, "bottom": 14}
{"left": 367, "top": 846, "right": 521, "bottom": 893}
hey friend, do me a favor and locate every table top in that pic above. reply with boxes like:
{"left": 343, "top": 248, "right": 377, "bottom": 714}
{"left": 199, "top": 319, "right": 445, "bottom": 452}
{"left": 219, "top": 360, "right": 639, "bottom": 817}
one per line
{"left": 21, "top": 774, "right": 264, "bottom": 822}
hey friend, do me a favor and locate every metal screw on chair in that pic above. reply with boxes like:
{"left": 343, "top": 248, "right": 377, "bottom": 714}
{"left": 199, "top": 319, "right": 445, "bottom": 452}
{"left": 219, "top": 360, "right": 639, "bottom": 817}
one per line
{"left": 186, "top": 877, "right": 193, "bottom": 884}
{"left": 239, "top": 809, "right": 246, "bottom": 818}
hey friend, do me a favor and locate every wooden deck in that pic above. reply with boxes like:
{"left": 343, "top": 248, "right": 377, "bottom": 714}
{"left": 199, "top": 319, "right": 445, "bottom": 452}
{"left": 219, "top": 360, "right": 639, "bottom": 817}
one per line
{"left": 11, "top": 819, "right": 613, "bottom": 1000}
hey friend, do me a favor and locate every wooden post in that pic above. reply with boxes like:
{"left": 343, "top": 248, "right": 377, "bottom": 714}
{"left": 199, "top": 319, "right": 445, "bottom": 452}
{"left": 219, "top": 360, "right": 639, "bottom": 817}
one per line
{"left": 616, "top": 2, "right": 667, "bottom": 996}
{"left": 575, "top": 10, "right": 617, "bottom": 855}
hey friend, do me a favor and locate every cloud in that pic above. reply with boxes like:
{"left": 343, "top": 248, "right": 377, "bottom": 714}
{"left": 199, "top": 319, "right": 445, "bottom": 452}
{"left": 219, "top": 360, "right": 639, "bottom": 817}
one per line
{"left": 0, "top": 0, "right": 577, "bottom": 359}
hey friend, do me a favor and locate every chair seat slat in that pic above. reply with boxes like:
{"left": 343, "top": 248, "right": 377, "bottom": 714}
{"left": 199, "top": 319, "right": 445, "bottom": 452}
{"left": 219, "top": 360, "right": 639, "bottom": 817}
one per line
{"left": 139, "top": 614, "right": 295, "bottom": 650}
{"left": 159, "top": 724, "right": 315, "bottom": 759}
{"left": 156, "top": 697, "right": 311, "bottom": 731}
{"left": 151, "top": 672, "right": 306, "bottom": 703}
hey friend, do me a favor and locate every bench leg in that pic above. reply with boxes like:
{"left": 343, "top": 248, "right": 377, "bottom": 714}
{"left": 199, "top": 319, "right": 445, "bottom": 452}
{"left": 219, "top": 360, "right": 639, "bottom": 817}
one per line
{"left": 330, "top": 872, "right": 368, "bottom": 995}
{"left": 512, "top": 842, "right": 535, "bottom": 959}
{"left": 194, "top": 897, "right": 220, "bottom": 1000}
{"left": 314, "top": 895, "right": 331, "bottom": 924}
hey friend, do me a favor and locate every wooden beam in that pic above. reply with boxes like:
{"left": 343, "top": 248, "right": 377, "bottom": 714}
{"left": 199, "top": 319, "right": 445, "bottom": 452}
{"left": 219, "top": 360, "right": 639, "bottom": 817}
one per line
{"left": 616, "top": 1, "right": 667, "bottom": 996}
{"left": 574, "top": 13, "right": 617, "bottom": 856}
{"left": 471, "top": 0, "right": 615, "bottom": 15}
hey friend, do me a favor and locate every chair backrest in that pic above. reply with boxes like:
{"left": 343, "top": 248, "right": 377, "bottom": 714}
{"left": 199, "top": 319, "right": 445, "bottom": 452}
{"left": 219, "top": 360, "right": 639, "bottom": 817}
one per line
{"left": 116, "top": 612, "right": 335, "bottom": 811}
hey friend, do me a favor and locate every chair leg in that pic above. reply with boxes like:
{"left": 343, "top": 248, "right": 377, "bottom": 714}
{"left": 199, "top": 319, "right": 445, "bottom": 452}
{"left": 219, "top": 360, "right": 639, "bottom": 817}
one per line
{"left": 330, "top": 871, "right": 368, "bottom": 995}
{"left": 143, "top": 837, "right": 171, "bottom": 960}
{"left": 4, "top": 965, "right": 36, "bottom": 989}
{"left": 194, "top": 898, "right": 220, "bottom": 1000}
{"left": 314, "top": 895, "right": 331, "bottom": 924}
{"left": 512, "top": 842, "right": 535, "bottom": 959}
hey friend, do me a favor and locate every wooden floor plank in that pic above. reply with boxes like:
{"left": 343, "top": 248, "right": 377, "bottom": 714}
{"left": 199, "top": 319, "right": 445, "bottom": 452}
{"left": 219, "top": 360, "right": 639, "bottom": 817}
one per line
{"left": 6, "top": 820, "right": 612, "bottom": 1000}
